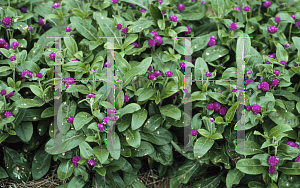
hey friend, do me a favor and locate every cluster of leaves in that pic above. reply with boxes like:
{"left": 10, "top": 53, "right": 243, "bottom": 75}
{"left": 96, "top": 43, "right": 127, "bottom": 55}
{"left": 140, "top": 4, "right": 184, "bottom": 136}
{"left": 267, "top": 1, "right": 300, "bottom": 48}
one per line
{"left": 0, "top": 0, "right": 300, "bottom": 188}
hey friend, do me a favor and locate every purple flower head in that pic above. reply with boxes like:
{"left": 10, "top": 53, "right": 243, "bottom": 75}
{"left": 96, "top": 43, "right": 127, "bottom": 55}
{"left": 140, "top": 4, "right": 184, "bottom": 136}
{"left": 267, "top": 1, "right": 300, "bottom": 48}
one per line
{"left": 4, "top": 111, "right": 13, "bottom": 118}
{"left": 232, "top": 89, "right": 237, "bottom": 92}
{"left": 207, "top": 103, "right": 214, "bottom": 110}
{"left": 268, "top": 26, "right": 277, "bottom": 33}
{"left": 112, "top": 0, "right": 118, "bottom": 3}
{"left": 4, "top": 43, "right": 9, "bottom": 50}
{"left": 268, "top": 156, "right": 279, "bottom": 166}
{"left": 165, "top": 71, "right": 173, "bottom": 77}
{"left": 162, "top": 11, "right": 166, "bottom": 14}
{"left": 9, "top": 56, "right": 16, "bottom": 62}
{"left": 124, "top": 95, "right": 130, "bottom": 102}
{"left": 184, "top": 26, "right": 192, "bottom": 34}
{"left": 39, "top": 18, "right": 45, "bottom": 26}
{"left": 104, "top": 62, "right": 112, "bottom": 68}
{"left": 207, "top": 38, "right": 217, "bottom": 46}
{"left": 251, "top": 104, "right": 261, "bottom": 114}
{"left": 43, "top": 25, "right": 50, "bottom": 31}
{"left": 21, "top": 7, "right": 27, "bottom": 13}
{"left": 257, "top": 83, "right": 261, "bottom": 90}
{"left": 122, "top": 27, "right": 128, "bottom": 34}
{"left": 0, "top": 38, "right": 6, "bottom": 47}
{"left": 177, "top": 4, "right": 185, "bottom": 12}
{"left": 88, "top": 159, "right": 97, "bottom": 167}
{"left": 52, "top": 3, "right": 60, "bottom": 9}
{"left": 67, "top": 116, "right": 75, "bottom": 124}
{"left": 263, "top": 1, "right": 272, "bottom": 8}
{"left": 272, "top": 79, "right": 279, "bottom": 87}
{"left": 120, "top": 9, "right": 123, "bottom": 12}
{"left": 275, "top": 17, "right": 281, "bottom": 23}
{"left": 154, "top": 35, "right": 163, "bottom": 46}
{"left": 295, "top": 155, "right": 300, "bottom": 162}
{"left": 148, "top": 39, "right": 156, "bottom": 47}
{"left": 130, "top": 3, "right": 134, "bottom": 7}
{"left": 245, "top": 71, "right": 251, "bottom": 75}
{"left": 5, "top": 92, "right": 13, "bottom": 99}
{"left": 180, "top": 62, "right": 185, "bottom": 69}
{"left": 219, "top": 107, "right": 227, "bottom": 116}
{"left": 170, "top": 15, "right": 178, "bottom": 22}
{"left": 218, "top": 91, "right": 222, "bottom": 94}
{"left": 243, "top": 6, "right": 251, "bottom": 11}
{"left": 158, "top": 0, "right": 163, "bottom": 4}
{"left": 65, "top": 77, "right": 75, "bottom": 84}
{"left": 151, "top": 31, "right": 158, "bottom": 36}
{"left": 213, "top": 102, "right": 221, "bottom": 112}
{"left": 260, "top": 81, "right": 269, "bottom": 91}
{"left": 284, "top": 44, "right": 290, "bottom": 48}
{"left": 66, "top": 84, "right": 71, "bottom": 89}
{"left": 280, "top": 61, "right": 287, "bottom": 65}
{"left": 117, "top": 24, "right": 122, "bottom": 30}
{"left": 108, "top": 109, "right": 116, "bottom": 115}
{"left": 230, "top": 23, "right": 237, "bottom": 31}
{"left": 0, "top": 89, "right": 6, "bottom": 96}
{"left": 148, "top": 66, "right": 153, "bottom": 71}
{"left": 268, "top": 166, "right": 276, "bottom": 174}
{"left": 296, "top": 21, "right": 300, "bottom": 27}
{"left": 103, "top": 117, "right": 108, "bottom": 124}
{"left": 140, "top": 9, "right": 146, "bottom": 13}
{"left": 191, "top": 129, "right": 198, "bottom": 136}
{"left": 154, "top": 70, "right": 162, "bottom": 77}
{"left": 65, "top": 27, "right": 72, "bottom": 32}
{"left": 11, "top": 42, "right": 19, "bottom": 50}
{"left": 273, "top": 70, "right": 280, "bottom": 76}
{"left": 209, "top": 118, "right": 214, "bottom": 122}
{"left": 148, "top": 74, "right": 156, "bottom": 80}
{"left": 86, "top": 93, "right": 95, "bottom": 98}
{"left": 291, "top": 15, "right": 296, "bottom": 19}
{"left": 2, "top": 17, "right": 12, "bottom": 26}
{"left": 245, "top": 78, "right": 254, "bottom": 87}
{"left": 265, "top": 61, "right": 271, "bottom": 65}
{"left": 246, "top": 105, "right": 252, "bottom": 111}
{"left": 234, "top": 7, "right": 241, "bottom": 12}
{"left": 286, "top": 141, "right": 299, "bottom": 149}
{"left": 72, "top": 155, "right": 81, "bottom": 167}
{"left": 131, "top": 42, "right": 139, "bottom": 48}
{"left": 49, "top": 52, "right": 56, "bottom": 60}
{"left": 36, "top": 73, "right": 43, "bottom": 78}
{"left": 205, "top": 71, "right": 212, "bottom": 77}
{"left": 98, "top": 124, "right": 105, "bottom": 131}
{"left": 201, "top": 1, "right": 206, "bottom": 4}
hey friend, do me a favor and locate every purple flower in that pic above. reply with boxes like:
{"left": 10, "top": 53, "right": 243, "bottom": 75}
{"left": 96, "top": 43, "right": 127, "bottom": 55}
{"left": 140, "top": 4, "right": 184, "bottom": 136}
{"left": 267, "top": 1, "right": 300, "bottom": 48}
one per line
{"left": 158, "top": 0, "right": 163, "bottom": 4}
{"left": 148, "top": 74, "right": 156, "bottom": 80}
{"left": 52, "top": 3, "right": 60, "bottom": 9}
{"left": 165, "top": 71, "right": 173, "bottom": 77}
{"left": 245, "top": 71, "right": 251, "bottom": 75}
{"left": 49, "top": 53, "right": 56, "bottom": 60}
{"left": 86, "top": 93, "right": 95, "bottom": 98}
{"left": 151, "top": 31, "right": 158, "bottom": 36}
{"left": 295, "top": 155, "right": 300, "bottom": 162}
{"left": 245, "top": 79, "right": 254, "bottom": 87}
{"left": 130, "top": 3, "right": 134, "bottom": 7}
{"left": 268, "top": 53, "right": 276, "bottom": 58}
{"left": 274, "top": 70, "right": 280, "bottom": 76}
{"left": 218, "top": 91, "right": 222, "bottom": 94}
{"left": 104, "top": 62, "right": 112, "bottom": 68}
{"left": 122, "top": 27, "right": 128, "bottom": 34}
{"left": 286, "top": 141, "right": 299, "bottom": 149}
{"left": 201, "top": 1, "right": 206, "bottom": 4}
{"left": 131, "top": 42, "right": 139, "bottom": 48}
{"left": 260, "top": 81, "right": 269, "bottom": 91}
{"left": 243, "top": 6, "right": 251, "bottom": 11}
{"left": 117, "top": 24, "right": 122, "bottom": 30}
{"left": 5, "top": 91, "right": 13, "bottom": 99}
{"left": 148, "top": 66, "right": 153, "bottom": 71}
{"left": 72, "top": 155, "right": 81, "bottom": 167}
{"left": 88, "top": 159, "right": 97, "bottom": 167}
{"left": 280, "top": 61, "right": 287, "bottom": 65}
{"left": 268, "top": 26, "right": 277, "bottom": 33}
{"left": 20, "top": 7, "right": 27, "bottom": 13}
{"left": 246, "top": 105, "right": 251, "bottom": 111}
{"left": 28, "top": 26, "right": 33, "bottom": 31}
{"left": 154, "top": 35, "right": 163, "bottom": 46}
{"left": 268, "top": 166, "right": 276, "bottom": 174}
{"left": 191, "top": 129, "right": 198, "bottom": 136}
{"left": 232, "top": 89, "right": 237, "bottom": 92}
{"left": 294, "top": 64, "right": 298, "bottom": 67}
{"left": 67, "top": 116, "right": 75, "bottom": 124}
{"left": 296, "top": 21, "right": 300, "bottom": 27}
{"left": 180, "top": 62, "right": 185, "bottom": 68}
{"left": 213, "top": 102, "right": 221, "bottom": 112}
{"left": 184, "top": 26, "right": 192, "bottom": 34}
{"left": 140, "top": 9, "right": 146, "bottom": 13}
{"left": 251, "top": 104, "right": 261, "bottom": 114}
{"left": 64, "top": 77, "right": 75, "bottom": 84}
{"left": 4, "top": 111, "right": 13, "bottom": 118}
{"left": 9, "top": 56, "right": 16, "bottom": 62}
{"left": 170, "top": 15, "right": 178, "bottom": 22}
{"left": 66, "top": 84, "right": 71, "bottom": 89}
{"left": 2, "top": 17, "right": 12, "bottom": 26}
{"left": 98, "top": 124, "right": 105, "bottom": 131}
{"left": 207, "top": 37, "right": 217, "bottom": 47}
{"left": 39, "top": 18, "right": 45, "bottom": 26}
{"left": 0, "top": 38, "right": 6, "bottom": 47}
{"left": 103, "top": 117, "right": 108, "bottom": 124}
{"left": 272, "top": 79, "right": 279, "bottom": 87}
{"left": 177, "top": 4, "right": 185, "bottom": 12}
{"left": 284, "top": 44, "right": 290, "bottom": 48}
{"left": 43, "top": 25, "right": 50, "bottom": 31}
{"left": 263, "top": 1, "right": 272, "bottom": 8}
{"left": 4, "top": 43, "right": 9, "bottom": 50}
{"left": 205, "top": 71, "right": 212, "bottom": 77}
{"left": 209, "top": 118, "right": 214, "bottom": 122}
{"left": 112, "top": 0, "right": 118, "bottom": 3}
{"left": 108, "top": 109, "right": 116, "bottom": 115}
{"left": 65, "top": 27, "right": 72, "bottom": 32}
{"left": 36, "top": 73, "right": 43, "bottom": 78}
{"left": 291, "top": 15, "right": 296, "bottom": 19}
{"left": 219, "top": 107, "right": 227, "bottom": 116}
{"left": 268, "top": 156, "right": 279, "bottom": 166}
{"left": 0, "top": 89, "right": 6, "bottom": 96}
{"left": 207, "top": 103, "right": 214, "bottom": 110}
{"left": 148, "top": 39, "right": 156, "bottom": 47}
{"left": 257, "top": 83, "right": 261, "bottom": 90}
{"left": 230, "top": 23, "right": 237, "bottom": 31}
{"left": 11, "top": 42, "right": 19, "bottom": 50}
{"left": 275, "top": 17, "right": 281, "bottom": 23}
{"left": 124, "top": 95, "right": 130, "bottom": 102}
{"left": 162, "top": 11, "right": 166, "bottom": 14}
{"left": 154, "top": 70, "right": 162, "bottom": 77}
{"left": 234, "top": 7, "right": 241, "bottom": 12}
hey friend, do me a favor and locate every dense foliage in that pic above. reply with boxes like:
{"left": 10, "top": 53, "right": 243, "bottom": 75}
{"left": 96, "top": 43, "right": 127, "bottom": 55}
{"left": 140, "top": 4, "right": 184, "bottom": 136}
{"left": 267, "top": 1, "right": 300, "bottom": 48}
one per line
{"left": 0, "top": 0, "right": 300, "bottom": 187}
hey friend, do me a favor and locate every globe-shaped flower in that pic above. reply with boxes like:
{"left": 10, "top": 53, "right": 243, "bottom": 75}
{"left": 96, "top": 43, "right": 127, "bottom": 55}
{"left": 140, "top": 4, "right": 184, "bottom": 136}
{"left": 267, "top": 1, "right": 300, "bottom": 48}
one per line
{"left": 245, "top": 79, "right": 254, "bottom": 87}
{"left": 284, "top": 44, "right": 290, "bottom": 48}
{"left": 154, "top": 35, "right": 163, "bottom": 46}
{"left": 184, "top": 26, "right": 192, "bottom": 34}
{"left": 112, "top": 0, "right": 118, "bottom": 3}
{"left": 234, "top": 7, "right": 241, "bottom": 12}
{"left": 65, "top": 27, "right": 72, "bottom": 32}
{"left": 20, "top": 7, "right": 27, "bottom": 13}
{"left": 122, "top": 27, "right": 128, "bottom": 34}
{"left": 170, "top": 15, "right": 178, "bottom": 22}
{"left": 5, "top": 91, "right": 13, "bottom": 99}
{"left": 291, "top": 15, "right": 296, "bottom": 19}
{"left": 243, "top": 6, "right": 251, "bottom": 11}
{"left": 273, "top": 70, "right": 280, "bottom": 76}
{"left": 280, "top": 61, "right": 287, "bottom": 65}
{"left": 219, "top": 107, "right": 227, "bottom": 116}
{"left": 49, "top": 53, "right": 55, "bottom": 60}
{"left": 180, "top": 62, "right": 185, "bottom": 69}
{"left": 2, "top": 17, "right": 12, "bottom": 26}
{"left": 295, "top": 155, "right": 300, "bottom": 162}
{"left": 140, "top": 9, "right": 146, "bottom": 13}
{"left": 260, "top": 81, "right": 269, "bottom": 91}
{"left": 0, "top": 38, "right": 6, "bottom": 47}
{"left": 268, "top": 166, "right": 276, "bottom": 174}
{"left": 11, "top": 42, "right": 19, "bottom": 50}
{"left": 251, "top": 104, "right": 261, "bottom": 114}
{"left": 52, "top": 3, "right": 60, "bottom": 9}
{"left": 1, "top": 89, "right": 6, "bottom": 96}
{"left": 36, "top": 73, "right": 43, "bottom": 78}
{"left": 207, "top": 103, "right": 214, "bottom": 110}
{"left": 88, "top": 159, "right": 97, "bottom": 167}
{"left": 117, "top": 24, "right": 122, "bottom": 30}
{"left": 191, "top": 129, "right": 198, "bottom": 136}
{"left": 286, "top": 141, "right": 299, "bottom": 148}
{"left": 67, "top": 116, "right": 75, "bottom": 124}
{"left": 72, "top": 155, "right": 81, "bottom": 167}
{"left": 263, "top": 1, "right": 272, "bottom": 8}
{"left": 108, "top": 109, "right": 116, "bottom": 115}
{"left": 148, "top": 66, "right": 153, "bottom": 71}
{"left": 39, "top": 18, "right": 45, "bottom": 26}
{"left": 103, "top": 117, "right": 108, "bottom": 125}
{"left": 207, "top": 37, "right": 217, "bottom": 47}
{"left": 205, "top": 71, "right": 212, "bottom": 77}
{"left": 265, "top": 61, "right": 271, "bottom": 64}
{"left": 201, "top": 1, "right": 205, "bottom": 4}
{"left": 165, "top": 71, "right": 173, "bottom": 77}
{"left": 162, "top": 11, "right": 166, "bottom": 14}
{"left": 148, "top": 39, "right": 156, "bottom": 47}
{"left": 104, "top": 62, "right": 112, "bottom": 68}
{"left": 148, "top": 74, "right": 156, "bottom": 80}
{"left": 86, "top": 93, "right": 95, "bottom": 98}
{"left": 65, "top": 77, "right": 75, "bottom": 84}
{"left": 150, "top": 31, "right": 158, "bottom": 36}
{"left": 98, "top": 124, "right": 105, "bottom": 131}
{"left": 213, "top": 102, "right": 221, "bottom": 112}
{"left": 230, "top": 23, "right": 237, "bottom": 31}
{"left": 257, "top": 83, "right": 261, "bottom": 90}
{"left": 131, "top": 42, "right": 139, "bottom": 48}
{"left": 272, "top": 79, "right": 279, "bottom": 87}
{"left": 268, "top": 156, "right": 279, "bottom": 166}
{"left": 296, "top": 21, "right": 300, "bottom": 27}
{"left": 209, "top": 118, "right": 214, "bottom": 122}
{"left": 232, "top": 89, "right": 237, "bottom": 92}
{"left": 158, "top": 0, "right": 163, "bottom": 5}
{"left": 275, "top": 17, "right": 281, "bottom": 23}
{"left": 218, "top": 91, "right": 222, "bottom": 94}
{"left": 9, "top": 56, "right": 16, "bottom": 62}
{"left": 268, "top": 26, "right": 277, "bottom": 33}
{"left": 246, "top": 105, "right": 252, "bottom": 111}
{"left": 177, "top": 4, "right": 185, "bottom": 11}
{"left": 66, "top": 84, "right": 71, "bottom": 89}
{"left": 245, "top": 71, "right": 251, "bottom": 75}
{"left": 154, "top": 70, "right": 162, "bottom": 77}
{"left": 124, "top": 95, "right": 130, "bottom": 102}
{"left": 4, "top": 111, "right": 13, "bottom": 118}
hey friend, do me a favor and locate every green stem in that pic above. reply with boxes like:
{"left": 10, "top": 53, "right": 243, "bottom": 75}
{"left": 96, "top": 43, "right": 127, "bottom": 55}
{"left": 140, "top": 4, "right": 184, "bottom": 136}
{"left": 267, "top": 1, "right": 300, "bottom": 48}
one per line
{"left": 3, "top": 96, "right": 6, "bottom": 110}
{"left": 289, "top": 23, "right": 293, "bottom": 42}
{"left": 163, "top": 77, "right": 169, "bottom": 89}
{"left": 138, "top": 31, "right": 141, "bottom": 46}
{"left": 30, "top": 0, "right": 32, "bottom": 11}
{"left": 245, "top": 13, "right": 248, "bottom": 23}
{"left": 6, "top": 30, "right": 9, "bottom": 41}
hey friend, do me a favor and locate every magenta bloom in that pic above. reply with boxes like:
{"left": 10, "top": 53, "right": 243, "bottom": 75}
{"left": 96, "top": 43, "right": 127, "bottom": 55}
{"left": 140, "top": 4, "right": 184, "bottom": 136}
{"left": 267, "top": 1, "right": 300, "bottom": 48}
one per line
{"left": 52, "top": 3, "right": 60, "bottom": 9}
{"left": 98, "top": 124, "right": 105, "bottom": 131}
{"left": 154, "top": 70, "right": 162, "bottom": 77}
{"left": 272, "top": 79, "right": 279, "bottom": 87}
{"left": 234, "top": 7, "right": 241, "bottom": 12}
{"left": 117, "top": 24, "right": 122, "bottom": 30}
{"left": 207, "top": 103, "right": 214, "bottom": 110}
{"left": 263, "top": 1, "right": 272, "bottom": 8}
{"left": 64, "top": 77, "right": 75, "bottom": 84}
{"left": 268, "top": 26, "right": 277, "bottom": 33}
{"left": 158, "top": 0, "right": 163, "bottom": 4}
{"left": 184, "top": 26, "right": 192, "bottom": 34}
{"left": 104, "top": 62, "right": 112, "bottom": 68}
{"left": 268, "top": 166, "right": 276, "bottom": 174}
{"left": 3, "top": 43, "right": 9, "bottom": 49}
{"left": 124, "top": 95, "right": 130, "bottom": 102}
{"left": 5, "top": 91, "right": 13, "bottom": 99}
{"left": 1, "top": 89, "right": 6, "bottom": 96}
{"left": 148, "top": 74, "right": 156, "bottom": 80}
{"left": 230, "top": 23, "right": 237, "bottom": 31}
{"left": 67, "top": 116, "right": 75, "bottom": 124}
{"left": 148, "top": 66, "right": 153, "bottom": 71}
{"left": 246, "top": 105, "right": 251, "bottom": 111}
{"left": 280, "top": 61, "right": 287, "bottom": 65}
{"left": 112, "top": 0, "right": 118, "bottom": 3}
{"left": 213, "top": 102, "right": 221, "bottom": 112}
{"left": 39, "top": 18, "right": 45, "bottom": 26}
{"left": 275, "top": 17, "right": 281, "bottom": 23}
{"left": 151, "top": 31, "right": 158, "bottom": 36}
{"left": 108, "top": 109, "right": 116, "bottom": 115}
{"left": 131, "top": 42, "right": 139, "bottom": 48}
{"left": 170, "top": 15, "right": 178, "bottom": 22}
{"left": 191, "top": 129, "right": 198, "bottom": 136}
{"left": 201, "top": 1, "right": 205, "bottom": 4}
{"left": 72, "top": 155, "right": 81, "bottom": 167}
{"left": 154, "top": 35, "right": 163, "bottom": 46}
{"left": 2, "top": 17, "right": 12, "bottom": 26}
{"left": 49, "top": 53, "right": 56, "bottom": 60}
{"left": 296, "top": 21, "right": 300, "bottom": 27}
{"left": 103, "top": 117, "right": 108, "bottom": 124}
{"left": 260, "top": 81, "right": 269, "bottom": 91}
{"left": 9, "top": 56, "right": 16, "bottom": 62}
{"left": 21, "top": 70, "right": 33, "bottom": 79}
{"left": 232, "top": 89, "right": 237, "bottom": 92}
{"left": 0, "top": 38, "right": 6, "bottom": 47}
{"left": 86, "top": 93, "right": 95, "bottom": 98}
{"left": 11, "top": 42, "right": 19, "bottom": 50}
{"left": 122, "top": 27, "right": 128, "bottom": 34}
{"left": 165, "top": 71, "right": 173, "bottom": 77}
{"left": 88, "top": 159, "right": 97, "bottom": 167}
{"left": 130, "top": 3, "right": 134, "bottom": 7}
{"left": 66, "top": 84, "right": 71, "bottom": 89}
{"left": 148, "top": 39, "right": 156, "bottom": 47}
{"left": 36, "top": 73, "right": 43, "bottom": 78}
{"left": 177, "top": 4, "right": 185, "bottom": 11}
{"left": 273, "top": 70, "right": 280, "bottom": 76}
{"left": 243, "top": 6, "right": 251, "bottom": 11}
{"left": 251, "top": 104, "right": 261, "bottom": 114}
{"left": 268, "top": 156, "right": 279, "bottom": 166}
{"left": 245, "top": 71, "right": 251, "bottom": 75}
{"left": 4, "top": 111, "right": 13, "bottom": 118}
{"left": 284, "top": 44, "right": 290, "bottom": 48}
{"left": 245, "top": 79, "right": 254, "bottom": 87}
{"left": 219, "top": 107, "right": 227, "bottom": 116}
{"left": 205, "top": 71, "right": 212, "bottom": 77}
{"left": 291, "top": 15, "right": 296, "bottom": 19}
{"left": 20, "top": 7, "right": 27, "bottom": 13}
{"left": 209, "top": 118, "right": 214, "bottom": 122}
{"left": 162, "top": 11, "right": 166, "bottom": 14}
{"left": 140, "top": 9, "right": 146, "bottom": 13}
{"left": 286, "top": 141, "right": 299, "bottom": 149}
{"left": 207, "top": 36, "right": 217, "bottom": 46}
{"left": 180, "top": 62, "right": 185, "bottom": 69}
{"left": 65, "top": 27, "right": 72, "bottom": 32}
{"left": 295, "top": 155, "right": 300, "bottom": 162}
{"left": 265, "top": 61, "right": 271, "bottom": 64}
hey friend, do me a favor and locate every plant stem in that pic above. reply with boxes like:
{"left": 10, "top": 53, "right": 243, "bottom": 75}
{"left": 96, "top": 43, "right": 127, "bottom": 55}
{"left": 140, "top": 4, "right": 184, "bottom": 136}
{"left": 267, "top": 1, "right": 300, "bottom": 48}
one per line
{"left": 163, "top": 77, "right": 169, "bottom": 89}
{"left": 30, "top": 0, "right": 32, "bottom": 11}
{"left": 289, "top": 23, "right": 293, "bottom": 42}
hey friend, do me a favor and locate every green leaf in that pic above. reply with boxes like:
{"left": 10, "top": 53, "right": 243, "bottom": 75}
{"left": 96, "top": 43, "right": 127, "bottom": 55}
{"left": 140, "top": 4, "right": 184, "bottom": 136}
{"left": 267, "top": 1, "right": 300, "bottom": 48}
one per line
{"left": 269, "top": 124, "right": 293, "bottom": 138}
{"left": 0, "top": 166, "right": 8, "bottom": 178}
{"left": 192, "top": 172, "right": 224, "bottom": 188}
{"left": 57, "top": 160, "right": 74, "bottom": 180}
{"left": 236, "top": 141, "right": 264, "bottom": 155}
{"left": 93, "top": 146, "right": 109, "bottom": 164}
{"left": 225, "top": 103, "right": 237, "bottom": 123}
{"left": 119, "top": 103, "right": 141, "bottom": 118}
{"left": 79, "top": 141, "right": 93, "bottom": 159}
{"left": 268, "top": 108, "right": 299, "bottom": 128}
{"left": 194, "top": 137, "right": 214, "bottom": 158}
{"left": 236, "top": 159, "right": 267, "bottom": 175}
{"left": 27, "top": 44, "right": 43, "bottom": 63}
{"left": 131, "top": 141, "right": 155, "bottom": 157}
{"left": 158, "top": 19, "right": 165, "bottom": 30}
{"left": 203, "top": 45, "right": 229, "bottom": 62}
{"left": 159, "top": 104, "right": 181, "bottom": 120}
{"left": 272, "top": 90, "right": 300, "bottom": 102}
{"left": 41, "top": 107, "right": 54, "bottom": 118}
{"left": 161, "top": 81, "right": 178, "bottom": 99}
{"left": 74, "top": 165, "right": 89, "bottom": 181}
{"left": 123, "top": 127, "right": 141, "bottom": 148}
{"left": 278, "top": 174, "right": 300, "bottom": 188}
{"left": 222, "top": 67, "right": 237, "bottom": 79}
{"left": 67, "top": 176, "right": 86, "bottom": 188}
{"left": 140, "top": 127, "right": 172, "bottom": 145}
{"left": 278, "top": 162, "right": 300, "bottom": 175}
{"left": 131, "top": 109, "right": 147, "bottom": 130}
{"left": 32, "top": 146, "right": 51, "bottom": 180}
{"left": 15, "top": 99, "right": 44, "bottom": 108}
{"left": 74, "top": 112, "right": 93, "bottom": 131}
{"left": 62, "top": 61, "right": 86, "bottom": 72}
{"left": 296, "top": 102, "right": 300, "bottom": 113}
{"left": 70, "top": 17, "right": 97, "bottom": 41}
{"left": 181, "top": 12, "right": 205, "bottom": 20}
{"left": 44, "top": 14, "right": 60, "bottom": 24}
{"left": 72, "top": 8, "right": 85, "bottom": 18}
{"left": 108, "top": 132, "right": 121, "bottom": 160}
{"left": 29, "top": 85, "right": 43, "bottom": 99}
{"left": 15, "top": 122, "right": 33, "bottom": 142}
{"left": 121, "top": 0, "right": 149, "bottom": 9}
{"left": 143, "top": 114, "right": 163, "bottom": 133}
{"left": 149, "top": 4, "right": 162, "bottom": 23}
{"left": 149, "top": 144, "right": 173, "bottom": 166}
{"left": 0, "top": 48, "right": 10, "bottom": 58}
{"left": 66, "top": 85, "right": 89, "bottom": 94}
{"left": 0, "top": 133, "right": 9, "bottom": 144}
{"left": 123, "top": 34, "right": 138, "bottom": 49}
{"left": 115, "top": 52, "right": 131, "bottom": 74}
{"left": 276, "top": 43, "right": 288, "bottom": 62}
{"left": 192, "top": 35, "right": 211, "bottom": 52}
{"left": 226, "top": 168, "right": 245, "bottom": 188}
{"left": 116, "top": 90, "right": 124, "bottom": 110}
{"left": 211, "top": 0, "right": 225, "bottom": 17}
{"left": 138, "top": 88, "right": 156, "bottom": 101}
{"left": 64, "top": 37, "right": 78, "bottom": 55}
